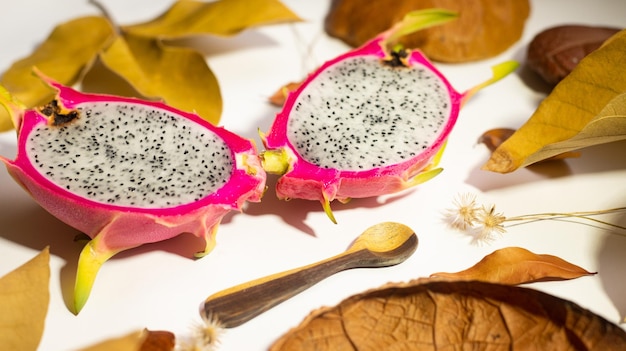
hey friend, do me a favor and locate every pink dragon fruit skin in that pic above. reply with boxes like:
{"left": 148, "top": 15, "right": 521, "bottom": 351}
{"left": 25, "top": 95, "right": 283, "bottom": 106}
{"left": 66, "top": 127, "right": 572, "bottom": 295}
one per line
{"left": 0, "top": 74, "right": 266, "bottom": 313}
{"left": 264, "top": 39, "right": 458, "bottom": 197}
{"left": 261, "top": 10, "right": 517, "bottom": 223}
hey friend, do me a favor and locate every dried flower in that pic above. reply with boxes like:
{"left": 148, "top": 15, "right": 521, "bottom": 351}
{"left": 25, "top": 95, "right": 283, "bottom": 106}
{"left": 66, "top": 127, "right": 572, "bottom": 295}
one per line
{"left": 445, "top": 192, "right": 626, "bottom": 245}
{"left": 444, "top": 192, "right": 480, "bottom": 230}
{"left": 177, "top": 314, "right": 224, "bottom": 351}
{"left": 473, "top": 205, "right": 506, "bottom": 245}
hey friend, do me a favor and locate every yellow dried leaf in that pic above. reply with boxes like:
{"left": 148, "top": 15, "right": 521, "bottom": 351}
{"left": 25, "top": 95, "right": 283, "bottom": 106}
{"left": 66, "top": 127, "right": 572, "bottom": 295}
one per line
{"left": 430, "top": 247, "right": 596, "bottom": 284}
{"left": 99, "top": 33, "right": 221, "bottom": 124}
{"left": 124, "top": 0, "right": 301, "bottom": 38}
{"left": 484, "top": 29, "right": 626, "bottom": 173}
{"left": 0, "top": 16, "right": 114, "bottom": 132}
{"left": 0, "top": 247, "right": 50, "bottom": 351}
{"left": 271, "top": 280, "right": 626, "bottom": 350}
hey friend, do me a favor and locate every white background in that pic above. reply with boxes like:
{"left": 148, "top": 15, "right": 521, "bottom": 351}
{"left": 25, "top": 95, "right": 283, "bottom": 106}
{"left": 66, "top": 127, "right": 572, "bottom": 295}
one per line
{"left": 1, "top": 0, "right": 626, "bottom": 350}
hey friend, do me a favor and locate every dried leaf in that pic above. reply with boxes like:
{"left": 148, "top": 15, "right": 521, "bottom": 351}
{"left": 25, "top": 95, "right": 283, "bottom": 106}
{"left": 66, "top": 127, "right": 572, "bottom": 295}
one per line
{"left": 0, "top": 0, "right": 300, "bottom": 128}
{"left": 271, "top": 280, "right": 626, "bottom": 350}
{"left": 325, "top": 0, "right": 529, "bottom": 62}
{"left": 527, "top": 25, "right": 621, "bottom": 85}
{"left": 0, "top": 16, "right": 114, "bottom": 131}
{"left": 484, "top": 29, "right": 626, "bottom": 173}
{"left": 0, "top": 247, "right": 50, "bottom": 351}
{"left": 78, "top": 331, "right": 146, "bottom": 351}
{"left": 479, "top": 128, "right": 582, "bottom": 161}
{"left": 124, "top": 0, "right": 301, "bottom": 38}
{"left": 268, "top": 81, "right": 303, "bottom": 106}
{"left": 477, "top": 128, "right": 516, "bottom": 152}
{"left": 98, "top": 33, "right": 221, "bottom": 124}
{"left": 430, "top": 247, "right": 596, "bottom": 284}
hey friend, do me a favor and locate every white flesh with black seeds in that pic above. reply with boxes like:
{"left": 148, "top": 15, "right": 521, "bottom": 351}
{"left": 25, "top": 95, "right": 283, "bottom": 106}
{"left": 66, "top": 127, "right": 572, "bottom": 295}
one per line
{"left": 287, "top": 56, "right": 451, "bottom": 171}
{"left": 27, "top": 102, "right": 233, "bottom": 208}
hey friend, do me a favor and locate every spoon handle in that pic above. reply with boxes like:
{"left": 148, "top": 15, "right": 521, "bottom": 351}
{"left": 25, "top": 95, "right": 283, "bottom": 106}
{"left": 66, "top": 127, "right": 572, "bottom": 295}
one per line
{"left": 202, "top": 249, "right": 369, "bottom": 328}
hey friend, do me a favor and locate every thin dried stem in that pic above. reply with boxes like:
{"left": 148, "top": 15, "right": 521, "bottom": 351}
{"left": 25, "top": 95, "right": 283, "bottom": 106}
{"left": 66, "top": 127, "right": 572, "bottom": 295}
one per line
{"left": 444, "top": 193, "right": 626, "bottom": 245}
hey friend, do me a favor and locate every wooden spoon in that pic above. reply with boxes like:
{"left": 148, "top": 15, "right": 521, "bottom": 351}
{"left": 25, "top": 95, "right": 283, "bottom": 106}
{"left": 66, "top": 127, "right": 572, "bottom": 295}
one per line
{"left": 201, "top": 222, "right": 418, "bottom": 328}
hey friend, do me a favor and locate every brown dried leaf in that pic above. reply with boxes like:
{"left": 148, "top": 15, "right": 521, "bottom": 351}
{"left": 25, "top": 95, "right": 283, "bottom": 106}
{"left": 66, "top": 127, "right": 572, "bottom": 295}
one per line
{"left": 527, "top": 25, "right": 621, "bottom": 85}
{"left": 430, "top": 247, "right": 596, "bottom": 284}
{"left": 78, "top": 329, "right": 174, "bottom": 351}
{"left": 325, "top": 0, "right": 529, "bottom": 62}
{"left": 477, "top": 128, "right": 516, "bottom": 152}
{"left": 0, "top": 247, "right": 50, "bottom": 351}
{"left": 268, "top": 81, "right": 303, "bottom": 106}
{"left": 139, "top": 330, "right": 176, "bottom": 351}
{"left": 271, "top": 280, "right": 626, "bottom": 350}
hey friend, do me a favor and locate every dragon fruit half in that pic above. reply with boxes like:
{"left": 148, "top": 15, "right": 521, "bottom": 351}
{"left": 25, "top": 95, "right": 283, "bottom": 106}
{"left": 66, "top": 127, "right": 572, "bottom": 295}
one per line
{"left": 262, "top": 9, "right": 517, "bottom": 222}
{"left": 0, "top": 72, "right": 266, "bottom": 313}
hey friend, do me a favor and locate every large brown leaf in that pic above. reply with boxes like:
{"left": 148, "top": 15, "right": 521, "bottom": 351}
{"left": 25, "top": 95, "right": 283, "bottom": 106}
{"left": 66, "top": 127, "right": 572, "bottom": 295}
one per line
{"left": 484, "top": 29, "right": 626, "bottom": 173}
{"left": 430, "top": 247, "right": 596, "bottom": 284}
{"left": 325, "top": 0, "right": 529, "bottom": 62}
{"left": 0, "top": 248, "right": 50, "bottom": 351}
{"left": 271, "top": 280, "right": 626, "bottom": 350}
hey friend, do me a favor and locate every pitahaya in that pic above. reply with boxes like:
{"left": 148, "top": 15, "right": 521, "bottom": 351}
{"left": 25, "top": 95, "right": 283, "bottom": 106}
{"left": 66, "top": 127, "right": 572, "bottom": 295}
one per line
{"left": 261, "top": 9, "right": 518, "bottom": 223}
{"left": 0, "top": 71, "right": 266, "bottom": 313}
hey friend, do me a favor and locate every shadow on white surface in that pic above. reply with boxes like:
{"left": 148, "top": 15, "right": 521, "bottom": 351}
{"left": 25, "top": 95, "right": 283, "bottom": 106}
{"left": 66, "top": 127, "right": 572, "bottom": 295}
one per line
{"left": 243, "top": 174, "right": 415, "bottom": 237}
{"left": 467, "top": 140, "right": 626, "bottom": 191}
{"left": 597, "top": 211, "right": 626, "bottom": 322}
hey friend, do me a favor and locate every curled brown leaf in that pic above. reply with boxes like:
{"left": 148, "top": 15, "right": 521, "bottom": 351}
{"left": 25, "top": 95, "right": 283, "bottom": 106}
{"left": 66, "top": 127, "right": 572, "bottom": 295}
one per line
{"left": 430, "top": 247, "right": 596, "bottom": 285}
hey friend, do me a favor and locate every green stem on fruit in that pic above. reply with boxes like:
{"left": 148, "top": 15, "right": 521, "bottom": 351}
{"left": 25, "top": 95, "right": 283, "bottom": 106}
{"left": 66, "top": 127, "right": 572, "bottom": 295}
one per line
{"left": 381, "top": 9, "right": 458, "bottom": 54}
{"left": 322, "top": 191, "right": 338, "bottom": 224}
{"left": 260, "top": 148, "right": 291, "bottom": 175}
{"left": 74, "top": 235, "right": 119, "bottom": 314}
{"left": 461, "top": 61, "right": 520, "bottom": 107}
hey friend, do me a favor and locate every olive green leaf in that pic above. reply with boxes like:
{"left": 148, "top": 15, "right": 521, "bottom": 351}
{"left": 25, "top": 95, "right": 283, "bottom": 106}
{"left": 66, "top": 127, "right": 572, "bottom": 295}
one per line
{"left": 99, "top": 33, "right": 221, "bottom": 123}
{"left": 0, "top": 247, "right": 50, "bottom": 351}
{"left": 123, "top": 0, "right": 301, "bottom": 38}
{"left": 0, "top": 0, "right": 300, "bottom": 129}
{"left": 484, "top": 29, "right": 626, "bottom": 173}
{"left": 0, "top": 16, "right": 114, "bottom": 131}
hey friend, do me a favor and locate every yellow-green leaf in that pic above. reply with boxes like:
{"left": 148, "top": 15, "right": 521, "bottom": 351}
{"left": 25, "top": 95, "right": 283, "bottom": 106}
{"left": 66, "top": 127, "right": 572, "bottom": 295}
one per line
{"left": 484, "top": 29, "right": 626, "bottom": 173}
{"left": 0, "top": 247, "right": 50, "bottom": 351}
{"left": 0, "top": 16, "right": 115, "bottom": 132}
{"left": 123, "top": 0, "right": 301, "bottom": 38}
{"left": 99, "top": 33, "right": 221, "bottom": 124}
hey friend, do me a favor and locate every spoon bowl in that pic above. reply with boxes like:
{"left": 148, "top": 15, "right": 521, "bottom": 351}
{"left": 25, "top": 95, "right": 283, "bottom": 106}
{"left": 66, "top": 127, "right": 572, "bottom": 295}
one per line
{"left": 202, "top": 222, "right": 418, "bottom": 328}
{"left": 350, "top": 221, "right": 418, "bottom": 253}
